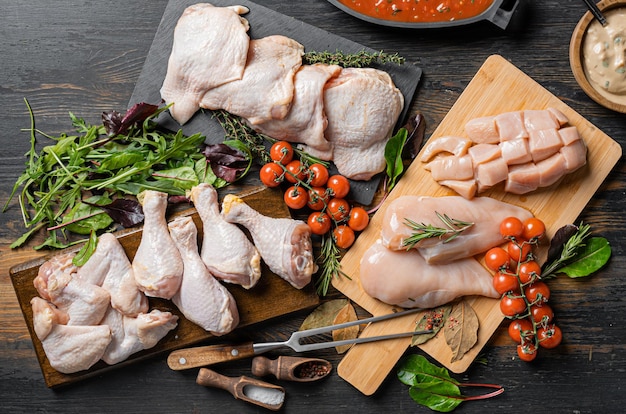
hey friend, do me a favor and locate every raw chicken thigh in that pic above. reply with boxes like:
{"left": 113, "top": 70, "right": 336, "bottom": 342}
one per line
{"left": 132, "top": 190, "right": 183, "bottom": 299}
{"left": 34, "top": 253, "right": 110, "bottom": 326}
{"left": 360, "top": 241, "right": 499, "bottom": 309}
{"left": 222, "top": 194, "right": 316, "bottom": 289}
{"left": 160, "top": 3, "right": 251, "bottom": 124}
{"left": 101, "top": 307, "right": 178, "bottom": 365}
{"left": 169, "top": 216, "right": 239, "bottom": 335}
{"left": 190, "top": 184, "right": 261, "bottom": 289}
{"left": 77, "top": 233, "right": 148, "bottom": 317}
{"left": 31, "top": 297, "right": 112, "bottom": 374}
{"left": 380, "top": 195, "right": 533, "bottom": 264}
{"left": 251, "top": 64, "right": 342, "bottom": 160}
{"left": 200, "top": 35, "right": 304, "bottom": 125}
{"left": 323, "top": 68, "right": 404, "bottom": 180}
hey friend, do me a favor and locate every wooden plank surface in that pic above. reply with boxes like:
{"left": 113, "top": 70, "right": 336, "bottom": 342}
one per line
{"left": 9, "top": 186, "right": 319, "bottom": 388}
{"left": 332, "top": 55, "right": 623, "bottom": 395}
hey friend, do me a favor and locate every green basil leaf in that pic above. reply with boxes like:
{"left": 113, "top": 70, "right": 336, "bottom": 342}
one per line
{"left": 384, "top": 128, "right": 408, "bottom": 192}
{"left": 558, "top": 237, "right": 612, "bottom": 278}
{"left": 408, "top": 383, "right": 463, "bottom": 413}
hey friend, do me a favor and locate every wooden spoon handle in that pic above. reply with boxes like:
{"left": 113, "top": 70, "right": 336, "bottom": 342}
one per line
{"left": 167, "top": 342, "right": 255, "bottom": 370}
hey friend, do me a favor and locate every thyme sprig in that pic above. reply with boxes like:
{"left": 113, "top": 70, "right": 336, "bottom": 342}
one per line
{"left": 402, "top": 212, "right": 474, "bottom": 249}
{"left": 541, "top": 223, "right": 592, "bottom": 279}
{"left": 315, "top": 232, "right": 350, "bottom": 296}
{"left": 303, "top": 50, "right": 405, "bottom": 67}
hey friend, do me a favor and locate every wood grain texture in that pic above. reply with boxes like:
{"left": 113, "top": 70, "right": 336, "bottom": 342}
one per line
{"left": 333, "top": 55, "right": 622, "bottom": 394}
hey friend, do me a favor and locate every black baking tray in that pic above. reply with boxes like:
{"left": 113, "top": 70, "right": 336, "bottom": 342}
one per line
{"left": 129, "top": 0, "right": 422, "bottom": 206}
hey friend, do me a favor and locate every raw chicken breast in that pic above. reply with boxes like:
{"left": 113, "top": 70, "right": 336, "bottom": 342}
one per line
{"left": 323, "top": 67, "right": 404, "bottom": 180}
{"left": 77, "top": 233, "right": 148, "bottom": 317}
{"left": 35, "top": 253, "right": 110, "bottom": 326}
{"left": 251, "top": 64, "right": 341, "bottom": 160}
{"left": 464, "top": 115, "right": 499, "bottom": 144}
{"left": 360, "top": 241, "right": 499, "bottom": 309}
{"left": 222, "top": 194, "right": 316, "bottom": 289}
{"left": 200, "top": 35, "right": 304, "bottom": 125}
{"left": 169, "top": 216, "right": 239, "bottom": 335}
{"left": 160, "top": 3, "right": 251, "bottom": 124}
{"left": 380, "top": 195, "right": 533, "bottom": 264}
{"left": 132, "top": 190, "right": 183, "bottom": 299}
{"left": 31, "top": 297, "right": 112, "bottom": 374}
{"left": 101, "top": 307, "right": 178, "bottom": 365}
{"left": 190, "top": 184, "right": 261, "bottom": 289}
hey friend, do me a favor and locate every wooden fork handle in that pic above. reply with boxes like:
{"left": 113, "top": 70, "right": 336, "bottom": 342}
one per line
{"left": 167, "top": 342, "right": 256, "bottom": 370}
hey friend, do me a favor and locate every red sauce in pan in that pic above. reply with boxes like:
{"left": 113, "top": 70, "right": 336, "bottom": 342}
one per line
{"left": 338, "top": 0, "right": 494, "bottom": 24}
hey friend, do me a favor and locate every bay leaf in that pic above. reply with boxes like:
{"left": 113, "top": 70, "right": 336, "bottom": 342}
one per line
{"left": 332, "top": 302, "right": 359, "bottom": 354}
{"left": 299, "top": 299, "right": 349, "bottom": 331}
{"left": 411, "top": 305, "right": 452, "bottom": 346}
{"left": 443, "top": 301, "right": 479, "bottom": 362}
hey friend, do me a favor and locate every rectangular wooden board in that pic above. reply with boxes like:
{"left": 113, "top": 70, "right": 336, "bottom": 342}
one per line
{"left": 10, "top": 186, "right": 320, "bottom": 388}
{"left": 128, "top": 0, "right": 422, "bottom": 206}
{"left": 332, "top": 54, "right": 623, "bottom": 395}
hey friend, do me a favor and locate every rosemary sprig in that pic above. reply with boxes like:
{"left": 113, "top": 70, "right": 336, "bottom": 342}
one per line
{"left": 541, "top": 223, "right": 592, "bottom": 279}
{"left": 315, "top": 232, "right": 350, "bottom": 296}
{"left": 402, "top": 212, "right": 474, "bottom": 249}
{"left": 303, "top": 50, "right": 405, "bottom": 67}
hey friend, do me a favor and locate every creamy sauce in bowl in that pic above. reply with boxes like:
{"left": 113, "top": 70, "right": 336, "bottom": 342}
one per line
{"left": 583, "top": 8, "right": 626, "bottom": 105}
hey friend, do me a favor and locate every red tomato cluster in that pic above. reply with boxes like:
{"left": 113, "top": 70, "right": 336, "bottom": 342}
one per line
{"left": 259, "top": 141, "right": 370, "bottom": 249}
{"left": 485, "top": 216, "right": 562, "bottom": 362}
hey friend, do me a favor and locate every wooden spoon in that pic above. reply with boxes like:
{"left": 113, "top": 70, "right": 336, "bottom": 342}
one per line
{"left": 251, "top": 356, "right": 332, "bottom": 382}
{"left": 196, "top": 368, "right": 285, "bottom": 411}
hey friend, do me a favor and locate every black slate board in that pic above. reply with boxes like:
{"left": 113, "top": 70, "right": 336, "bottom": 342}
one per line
{"left": 129, "top": 0, "right": 422, "bottom": 205}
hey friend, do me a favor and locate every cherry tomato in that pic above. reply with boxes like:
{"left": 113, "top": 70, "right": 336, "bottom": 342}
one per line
{"left": 283, "top": 185, "right": 308, "bottom": 210}
{"left": 333, "top": 225, "right": 356, "bottom": 249}
{"left": 500, "top": 216, "right": 524, "bottom": 239}
{"left": 348, "top": 207, "right": 370, "bottom": 232}
{"left": 518, "top": 260, "right": 542, "bottom": 284}
{"left": 259, "top": 162, "right": 284, "bottom": 188}
{"left": 484, "top": 247, "right": 511, "bottom": 272}
{"left": 269, "top": 141, "right": 294, "bottom": 165}
{"left": 492, "top": 271, "right": 520, "bottom": 295}
{"left": 327, "top": 197, "right": 350, "bottom": 221}
{"left": 307, "top": 186, "right": 329, "bottom": 210}
{"left": 522, "top": 217, "right": 546, "bottom": 241}
{"left": 508, "top": 318, "right": 534, "bottom": 343}
{"left": 537, "top": 324, "right": 562, "bottom": 349}
{"left": 500, "top": 294, "right": 527, "bottom": 318}
{"left": 507, "top": 241, "right": 533, "bottom": 263}
{"left": 327, "top": 175, "right": 350, "bottom": 198}
{"left": 308, "top": 163, "right": 329, "bottom": 187}
{"left": 517, "top": 341, "right": 538, "bottom": 362}
{"left": 307, "top": 212, "right": 331, "bottom": 235}
{"left": 285, "top": 160, "right": 308, "bottom": 184}
{"left": 524, "top": 281, "right": 551, "bottom": 305}
{"left": 530, "top": 304, "right": 554, "bottom": 325}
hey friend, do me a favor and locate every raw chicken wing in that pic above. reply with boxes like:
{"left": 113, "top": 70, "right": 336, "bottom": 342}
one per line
{"left": 360, "top": 241, "right": 499, "bottom": 309}
{"left": 132, "top": 190, "right": 183, "bottom": 299}
{"left": 190, "top": 184, "right": 261, "bottom": 289}
{"left": 169, "top": 216, "right": 239, "bottom": 335}
{"left": 160, "top": 3, "right": 251, "bottom": 124}
{"left": 222, "top": 194, "right": 316, "bottom": 289}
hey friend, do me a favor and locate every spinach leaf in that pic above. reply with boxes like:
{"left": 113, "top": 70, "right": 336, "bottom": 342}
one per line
{"left": 558, "top": 237, "right": 612, "bottom": 278}
{"left": 384, "top": 128, "right": 408, "bottom": 192}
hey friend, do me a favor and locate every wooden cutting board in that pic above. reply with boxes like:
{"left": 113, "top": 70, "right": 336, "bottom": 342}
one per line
{"left": 332, "top": 54, "right": 623, "bottom": 395}
{"left": 9, "top": 186, "right": 320, "bottom": 388}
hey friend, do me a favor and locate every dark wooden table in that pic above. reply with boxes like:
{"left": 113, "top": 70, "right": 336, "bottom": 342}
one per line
{"left": 1, "top": 1, "right": 624, "bottom": 412}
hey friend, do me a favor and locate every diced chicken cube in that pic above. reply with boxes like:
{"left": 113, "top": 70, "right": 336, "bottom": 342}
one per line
{"left": 500, "top": 138, "right": 532, "bottom": 165}
{"left": 528, "top": 128, "right": 562, "bottom": 162}
{"left": 548, "top": 107, "right": 570, "bottom": 126}
{"left": 559, "top": 139, "right": 587, "bottom": 172}
{"left": 439, "top": 179, "right": 477, "bottom": 199}
{"left": 537, "top": 153, "right": 568, "bottom": 187}
{"left": 420, "top": 136, "right": 472, "bottom": 162}
{"left": 558, "top": 126, "right": 582, "bottom": 146}
{"left": 468, "top": 143, "right": 501, "bottom": 166}
{"left": 464, "top": 116, "right": 499, "bottom": 144}
{"left": 475, "top": 157, "right": 508, "bottom": 190}
{"left": 427, "top": 154, "right": 474, "bottom": 181}
{"left": 495, "top": 111, "right": 527, "bottom": 141}
{"left": 505, "top": 163, "right": 540, "bottom": 194}
{"left": 524, "top": 109, "right": 560, "bottom": 132}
